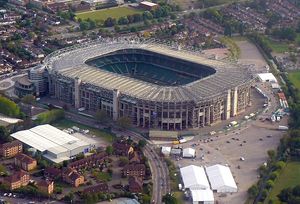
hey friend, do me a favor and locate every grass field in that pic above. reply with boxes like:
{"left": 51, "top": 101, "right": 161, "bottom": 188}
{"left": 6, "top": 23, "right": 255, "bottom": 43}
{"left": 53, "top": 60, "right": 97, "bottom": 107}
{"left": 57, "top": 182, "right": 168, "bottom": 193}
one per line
{"left": 264, "top": 37, "right": 290, "bottom": 53}
{"left": 53, "top": 119, "right": 115, "bottom": 143}
{"left": 288, "top": 70, "right": 300, "bottom": 89}
{"left": 76, "top": 7, "right": 143, "bottom": 21}
{"left": 265, "top": 162, "right": 300, "bottom": 204}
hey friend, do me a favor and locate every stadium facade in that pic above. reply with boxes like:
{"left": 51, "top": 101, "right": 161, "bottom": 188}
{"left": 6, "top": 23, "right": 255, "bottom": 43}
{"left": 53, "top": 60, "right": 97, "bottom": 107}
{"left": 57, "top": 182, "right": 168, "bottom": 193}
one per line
{"left": 44, "top": 39, "right": 253, "bottom": 130}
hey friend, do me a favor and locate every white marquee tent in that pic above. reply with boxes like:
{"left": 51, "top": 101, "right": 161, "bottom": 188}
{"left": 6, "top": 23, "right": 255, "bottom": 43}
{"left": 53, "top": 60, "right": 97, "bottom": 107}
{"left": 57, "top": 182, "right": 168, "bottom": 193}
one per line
{"left": 180, "top": 165, "right": 210, "bottom": 190}
{"left": 182, "top": 148, "right": 196, "bottom": 158}
{"left": 258, "top": 73, "right": 277, "bottom": 83}
{"left": 190, "top": 189, "right": 214, "bottom": 204}
{"left": 161, "top": 146, "right": 171, "bottom": 156}
{"left": 205, "top": 164, "right": 238, "bottom": 193}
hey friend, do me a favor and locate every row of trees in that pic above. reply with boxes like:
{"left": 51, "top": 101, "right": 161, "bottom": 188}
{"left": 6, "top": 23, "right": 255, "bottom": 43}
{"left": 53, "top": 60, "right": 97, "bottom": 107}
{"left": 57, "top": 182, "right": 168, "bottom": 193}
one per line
{"left": 36, "top": 109, "right": 65, "bottom": 124}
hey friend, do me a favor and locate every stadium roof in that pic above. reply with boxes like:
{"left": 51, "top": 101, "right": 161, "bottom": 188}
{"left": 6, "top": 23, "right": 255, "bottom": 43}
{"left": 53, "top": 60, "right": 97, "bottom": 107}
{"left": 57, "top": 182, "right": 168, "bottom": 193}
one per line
{"left": 46, "top": 40, "right": 253, "bottom": 103}
{"left": 190, "top": 189, "right": 214, "bottom": 203}
{"left": 180, "top": 165, "right": 210, "bottom": 190}
{"left": 205, "top": 164, "right": 237, "bottom": 193}
{"left": 10, "top": 124, "right": 89, "bottom": 153}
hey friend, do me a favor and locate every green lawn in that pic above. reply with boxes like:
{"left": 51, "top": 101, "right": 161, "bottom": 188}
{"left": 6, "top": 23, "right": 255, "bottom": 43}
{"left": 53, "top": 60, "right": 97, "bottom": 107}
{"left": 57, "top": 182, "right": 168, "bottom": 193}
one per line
{"left": 52, "top": 119, "right": 115, "bottom": 143}
{"left": 92, "top": 170, "right": 111, "bottom": 181}
{"left": 76, "top": 7, "right": 143, "bottom": 21}
{"left": 288, "top": 70, "right": 300, "bottom": 89}
{"left": 264, "top": 37, "right": 290, "bottom": 53}
{"left": 265, "top": 162, "right": 300, "bottom": 204}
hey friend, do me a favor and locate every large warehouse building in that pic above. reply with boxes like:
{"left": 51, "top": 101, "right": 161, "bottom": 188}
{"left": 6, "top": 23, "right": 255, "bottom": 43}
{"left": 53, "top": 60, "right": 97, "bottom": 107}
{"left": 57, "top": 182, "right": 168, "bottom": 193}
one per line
{"left": 41, "top": 39, "right": 253, "bottom": 130}
{"left": 11, "top": 124, "right": 94, "bottom": 163}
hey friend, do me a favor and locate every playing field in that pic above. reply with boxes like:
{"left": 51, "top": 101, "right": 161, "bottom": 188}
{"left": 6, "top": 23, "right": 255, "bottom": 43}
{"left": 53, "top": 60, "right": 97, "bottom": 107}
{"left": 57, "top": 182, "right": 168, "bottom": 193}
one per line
{"left": 265, "top": 162, "right": 300, "bottom": 204}
{"left": 288, "top": 70, "right": 300, "bottom": 89}
{"left": 76, "top": 7, "right": 143, "bottom": 21}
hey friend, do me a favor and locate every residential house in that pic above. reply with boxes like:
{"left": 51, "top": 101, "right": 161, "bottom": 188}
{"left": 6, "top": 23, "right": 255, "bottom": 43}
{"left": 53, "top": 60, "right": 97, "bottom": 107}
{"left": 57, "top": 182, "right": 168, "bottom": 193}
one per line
{"left": 122, "top": 164, "right": 146, "bottom": 178}
{"left": 62, "top": 167, "right": 84, "bottom": 187}
{"left": 3, "top": 170, "right": 29, "bottom": 190}
{"left": 128, "top": 176, "right": 143, "bottom": 193}
{"left": 15, "top": 153, "right": 37, "bottom": 171}
{"left": 38, "top": 180, "right": 54, "bottom": 195}
{"left": 0, "top": 140, "right": 22, "bottom": 158}
{"left": 44, "top": 167, "right": 61, "bottom": 180}
{"left": 83, "top": 183, "right": 109, "bottom": 194}
{"left": 113, "top": 140, "right": 134, "bottom": 156}
{"left": 68, "top": 152, "right": 107, "bottom": 170}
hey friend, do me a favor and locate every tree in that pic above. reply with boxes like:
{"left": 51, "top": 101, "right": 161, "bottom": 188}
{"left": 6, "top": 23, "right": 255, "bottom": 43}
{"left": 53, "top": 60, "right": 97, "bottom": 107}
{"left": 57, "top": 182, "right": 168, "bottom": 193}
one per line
{"left": 266, "top": 180, "right": 274, "bottom": 189}
{"left": 138, "top": 139, "right": 147, "bottom": 148}
{"left": 0, "top": 126, "right": 10, "bottom": 143}
{"left": 119, "top": 156, "right": 129, "bottom": 167}
{"left": 118, "top": 16, "right": 129, "bottom": 25}
{"left": 274, "top": 161, "right": 285, "bottom": 170}
{"left": 0, "top": 96, "right": 21, "bottom": 117}
{"left": 278, "top": 188, "right": 293, "bottom": 202}
{"left": 105, "top": 145, "right": 113, "bottom": 155}
{"left": 104, "top": 17, "right": 116, "bottom": 27}
{"left": 95, "top": 110, "right": 108, "bottom": 124}
{"left": 143, "top": 11, "right": 153, "bottom": 20}
{"left": 117, "top": 117, "right": 131, "bottom": 129}
{"left": 80, "top": 21, "right": 90, "bottom": 30}
{"left": 162, "top": 193, "right": 178, "bottom": 204}
{"left": 248, "top": 184, "right": 258, "bottom": 198}
{"left": 267, "top": 149, "right": 276, "bottom": 161}
{"left": 21, "top": 94, "right": 35, "bottom": 105}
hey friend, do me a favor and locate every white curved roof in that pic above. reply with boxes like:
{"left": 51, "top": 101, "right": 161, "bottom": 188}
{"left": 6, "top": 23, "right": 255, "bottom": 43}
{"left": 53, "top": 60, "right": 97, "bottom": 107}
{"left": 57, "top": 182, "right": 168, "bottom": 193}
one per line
{"left": 180, "top": 165, "right": 209, "bottom": 190}
{"left": 205, "top": 164, "right": 237, "bottom": 192}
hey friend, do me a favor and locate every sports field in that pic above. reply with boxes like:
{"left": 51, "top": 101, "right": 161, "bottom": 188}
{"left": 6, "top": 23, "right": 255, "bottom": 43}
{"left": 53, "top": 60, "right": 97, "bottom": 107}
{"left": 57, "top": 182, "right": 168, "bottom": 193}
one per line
{"left": 265, "top": 162, "right": 300, "bottom": 204}
{"left": 288, "top": 71, "right": 300, "bottom": 89}
{"left": 76, "top": 7, "right": 143, "bottom": 21}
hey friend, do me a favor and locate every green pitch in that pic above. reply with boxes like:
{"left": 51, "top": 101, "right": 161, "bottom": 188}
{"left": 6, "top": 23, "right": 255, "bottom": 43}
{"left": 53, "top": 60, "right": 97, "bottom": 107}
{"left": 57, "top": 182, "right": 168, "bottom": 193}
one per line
{"left": 76, "top": 7, "right": 143, "bottom": 21}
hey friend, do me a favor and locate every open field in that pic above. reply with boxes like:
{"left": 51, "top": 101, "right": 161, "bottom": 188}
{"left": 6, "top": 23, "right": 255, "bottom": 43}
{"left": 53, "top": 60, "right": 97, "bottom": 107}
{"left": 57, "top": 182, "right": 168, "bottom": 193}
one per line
{"left": 265, "top": 162, "right": 300, "bottom": 204}
{"left": 288, "top": 70, "right": 300, "bottom": 89}
{"left": 53, "top": 119, "right": 115, "bottom": 143}
{"left": 76, "top": 7, "right": 143, "bottom": 21}
{"left": 263, "top": 37, "right": 290, "bottom": 53}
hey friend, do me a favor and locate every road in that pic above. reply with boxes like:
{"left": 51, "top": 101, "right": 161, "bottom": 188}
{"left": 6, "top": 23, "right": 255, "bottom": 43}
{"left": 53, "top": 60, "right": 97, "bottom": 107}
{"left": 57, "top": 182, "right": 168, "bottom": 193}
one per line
{"left": 62, "top": 111, "right": 169, "bottom": 204}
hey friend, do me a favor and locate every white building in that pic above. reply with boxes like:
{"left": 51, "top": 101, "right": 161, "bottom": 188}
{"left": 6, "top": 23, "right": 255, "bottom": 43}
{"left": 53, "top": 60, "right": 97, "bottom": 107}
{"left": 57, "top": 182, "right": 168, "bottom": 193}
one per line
{"left": 205, "top": 164, "right": 238, "bottom": 193}
{"left": 190, "top": 189, "right": 214, "bottom": 204}
{"left": 180, "top": 165, "right": 210, "bottom": 190}
{"left": 258, "top": 73, "right": 277, "bottom": 83}
{"left": 11, "top": 124, "right": 94, "bottom": 163}
{"left": 182, "top": 148, "right": 195, "bottom": 158}
{"left": 161, "top": 146, "right": 171, "bottom": 156}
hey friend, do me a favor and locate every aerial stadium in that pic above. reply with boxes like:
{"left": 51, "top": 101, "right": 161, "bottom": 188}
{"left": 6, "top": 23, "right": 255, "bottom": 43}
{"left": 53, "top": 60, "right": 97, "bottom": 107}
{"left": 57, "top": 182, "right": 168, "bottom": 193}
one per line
{"left": 44, "top": 39, "right": 254, "bottom": 130}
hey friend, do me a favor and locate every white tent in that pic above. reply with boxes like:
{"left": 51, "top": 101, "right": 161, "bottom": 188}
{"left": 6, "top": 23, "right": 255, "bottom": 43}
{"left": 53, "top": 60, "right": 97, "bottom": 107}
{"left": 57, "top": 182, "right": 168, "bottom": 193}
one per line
{"left": 191, "top": 189, "right": 214, "bottom": 204}
{"left": 161, "top": 146, "right": 171, "bottom": 156}
{"left": 180, "top": 165, "right": 210, "bottom": 190}
{"left": 258, "top": 73, "right": 277, "bottom": 83}
{"left": 205, "top": 164, "right": 237, "bottom": 193}
{"left": 182, "top": 148, "right": 196, "bottom": 158}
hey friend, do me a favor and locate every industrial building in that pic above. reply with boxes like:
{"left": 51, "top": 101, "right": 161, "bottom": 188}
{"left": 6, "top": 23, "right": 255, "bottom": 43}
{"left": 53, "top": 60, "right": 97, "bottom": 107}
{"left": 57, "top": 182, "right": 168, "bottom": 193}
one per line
{"left": 10, "top": 124, "right": 94, "bottom": 163}
{"left": 42, "top": 39, "right": 253, "bottom": 131}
